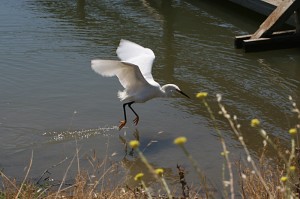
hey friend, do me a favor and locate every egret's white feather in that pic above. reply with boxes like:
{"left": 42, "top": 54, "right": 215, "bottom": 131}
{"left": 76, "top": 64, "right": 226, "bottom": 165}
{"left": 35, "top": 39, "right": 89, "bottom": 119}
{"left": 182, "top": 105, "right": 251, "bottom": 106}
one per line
{"left": 116, "top": 39, "right": 157, "bottom": 85}
{"left": 91, "top": 60, "right": 146, "bottom": 89}
{"left": 91, "top": 59, "right": 159, "bottom": 102}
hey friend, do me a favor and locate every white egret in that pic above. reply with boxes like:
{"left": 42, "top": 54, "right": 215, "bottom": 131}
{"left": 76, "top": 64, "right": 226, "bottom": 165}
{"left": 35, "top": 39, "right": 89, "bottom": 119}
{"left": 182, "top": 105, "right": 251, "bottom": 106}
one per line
{"left": 91, "top": 39, "right": 190, "bottom": 130}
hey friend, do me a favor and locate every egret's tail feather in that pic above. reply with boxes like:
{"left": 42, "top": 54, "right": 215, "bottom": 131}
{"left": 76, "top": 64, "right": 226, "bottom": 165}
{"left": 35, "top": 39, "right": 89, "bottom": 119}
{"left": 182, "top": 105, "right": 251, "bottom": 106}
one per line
{"left": 117, "top": 90, "right": 127, "bottom": 101}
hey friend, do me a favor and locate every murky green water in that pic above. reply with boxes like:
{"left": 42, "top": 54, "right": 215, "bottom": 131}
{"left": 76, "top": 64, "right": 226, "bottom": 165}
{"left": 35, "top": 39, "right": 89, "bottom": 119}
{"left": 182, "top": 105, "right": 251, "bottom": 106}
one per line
{"left": 1, "top": 0, "right": 300, "bottom": 194}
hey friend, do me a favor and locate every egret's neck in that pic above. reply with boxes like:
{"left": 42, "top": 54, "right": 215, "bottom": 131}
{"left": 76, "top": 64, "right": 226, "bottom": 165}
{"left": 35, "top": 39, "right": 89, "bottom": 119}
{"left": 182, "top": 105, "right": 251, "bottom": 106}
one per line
{"left": 160, "top": 87, "right": 168, "bottom": 97}
{"left": 160, "top": 84, "right": 173, "bottom": 97}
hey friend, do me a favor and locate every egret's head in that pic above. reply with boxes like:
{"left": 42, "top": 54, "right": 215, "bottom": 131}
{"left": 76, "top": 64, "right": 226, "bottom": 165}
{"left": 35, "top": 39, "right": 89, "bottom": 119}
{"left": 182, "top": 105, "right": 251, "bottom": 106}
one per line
{"left": 162, "top": 84, "right": 190, "bottom": 98}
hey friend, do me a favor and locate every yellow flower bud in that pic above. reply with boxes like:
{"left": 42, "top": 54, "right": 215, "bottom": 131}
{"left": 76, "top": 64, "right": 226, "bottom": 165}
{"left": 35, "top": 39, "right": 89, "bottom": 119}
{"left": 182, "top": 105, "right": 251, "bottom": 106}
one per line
{"left": 196, "top": 92, "right": 208, "bottom": 100}
{"left": 250, "top": 119, "right": 260, "bottom": 127}
{"left": 221, "top": 151, "right": 230, "bottom": 156}
{"left": 129, "top": 140, "right": 140, "bottom": 149}
{"left": 155, "top": 168, "right": 164, "bottom": 177}
{"left": 134, "top": 173, "right": 144, "bottom": 181}
{"left": 174, "top": 136, "right": 187, "bottom": 145}
{"left": 289, "top": 128, "right": 297, "bottom": 135}
{"left": 280, "top": 176, "right": 288, "bottom": 182}
{"left": 290, "top": 166, "right": 296, "bottom": 171}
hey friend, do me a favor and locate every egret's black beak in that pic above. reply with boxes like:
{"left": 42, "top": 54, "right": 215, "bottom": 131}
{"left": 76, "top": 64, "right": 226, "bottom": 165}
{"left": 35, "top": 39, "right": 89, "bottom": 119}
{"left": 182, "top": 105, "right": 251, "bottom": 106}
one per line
{"left": 176, "top": 89, "right": 190, "bottom": 99}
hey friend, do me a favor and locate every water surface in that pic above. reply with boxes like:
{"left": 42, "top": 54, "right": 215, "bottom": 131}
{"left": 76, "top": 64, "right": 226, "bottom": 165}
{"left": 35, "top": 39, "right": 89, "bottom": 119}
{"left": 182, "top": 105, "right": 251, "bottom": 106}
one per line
{"left": 1, "top": 0, "right": 300, "bottom": 194}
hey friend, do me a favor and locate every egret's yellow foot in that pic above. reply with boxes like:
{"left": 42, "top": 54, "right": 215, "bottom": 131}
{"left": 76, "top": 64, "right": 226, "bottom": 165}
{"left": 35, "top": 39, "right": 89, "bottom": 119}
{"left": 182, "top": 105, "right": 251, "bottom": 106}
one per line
{"left": 133, "top": 116, "right": 139, "bottom": 126}
{"left": 119, "top": 120, "right": 126, "bottom": 130}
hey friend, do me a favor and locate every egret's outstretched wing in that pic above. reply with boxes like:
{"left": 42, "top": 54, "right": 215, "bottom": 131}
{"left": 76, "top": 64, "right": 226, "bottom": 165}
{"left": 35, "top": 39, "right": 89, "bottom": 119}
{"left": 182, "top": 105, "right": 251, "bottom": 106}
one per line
{"left": 91, "top": 59, "right": 152, "bottom": 93}
{"left": 116, "top": 39, "right": 157, "bottom": 85}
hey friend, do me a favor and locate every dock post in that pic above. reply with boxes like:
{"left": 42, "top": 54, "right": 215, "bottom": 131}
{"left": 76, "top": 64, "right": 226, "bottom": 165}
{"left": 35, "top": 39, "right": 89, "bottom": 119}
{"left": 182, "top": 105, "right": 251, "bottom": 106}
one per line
{"left": 235, "top": 0, "right": 300, "bottom": 52}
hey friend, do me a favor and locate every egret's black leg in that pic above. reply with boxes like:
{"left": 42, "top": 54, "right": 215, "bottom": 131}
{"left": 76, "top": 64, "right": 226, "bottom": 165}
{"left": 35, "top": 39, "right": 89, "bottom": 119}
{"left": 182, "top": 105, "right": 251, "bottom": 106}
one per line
{"left": 122, "top": 103, "right": 128, "bottom": 122}
{"left": 128, "top": 102, "right": 139, "bottom": 125}
{"left": 119, "top": 103, "right": 128, "bottom": 130}
{"left": 119, "top": 101, "right": 136, "bottom": 130}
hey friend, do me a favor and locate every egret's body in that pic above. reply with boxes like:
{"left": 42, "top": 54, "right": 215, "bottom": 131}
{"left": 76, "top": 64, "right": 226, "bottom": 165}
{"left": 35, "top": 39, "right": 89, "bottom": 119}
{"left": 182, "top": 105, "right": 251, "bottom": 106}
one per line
{"left": 91, "top": 39, "right": 189, "bottom": 130}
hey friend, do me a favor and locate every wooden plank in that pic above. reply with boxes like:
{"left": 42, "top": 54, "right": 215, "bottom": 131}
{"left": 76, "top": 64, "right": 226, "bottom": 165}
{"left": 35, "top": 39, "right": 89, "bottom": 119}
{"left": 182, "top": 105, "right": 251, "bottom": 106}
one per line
{"left": 243, "top": 34, "right": 300, "bottom": 52}
{"left": 234, "top": 35, "right": 251, "bottom": 49}
{"left": 263, "top": 0, "right": 284, "bottom": 6}
{"left": 228, "top": 0, "right": 276, "bottom": 16}
{"left": 251, "top": 0, "right": 300, "bottom": 39}
{"left": 228, "top": 0, "right": 297, "bottom": 26}
{"left": 235, "top": 30, "right": 296, "bottom": 48}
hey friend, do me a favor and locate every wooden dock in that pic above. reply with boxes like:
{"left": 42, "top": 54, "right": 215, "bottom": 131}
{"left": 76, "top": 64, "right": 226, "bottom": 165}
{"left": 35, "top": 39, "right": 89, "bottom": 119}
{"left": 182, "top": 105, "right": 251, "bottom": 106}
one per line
{"left": 232, "top": 0, "right": 300, "bottom": 52}
{"left": 229, "top": 0, "right": 285, "bottom": 16}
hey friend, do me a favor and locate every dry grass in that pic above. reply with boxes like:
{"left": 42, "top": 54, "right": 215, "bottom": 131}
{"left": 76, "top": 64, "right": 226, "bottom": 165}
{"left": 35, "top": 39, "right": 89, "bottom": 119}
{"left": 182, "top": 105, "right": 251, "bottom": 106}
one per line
{"left": 1, "top": 140, "right": 298, "bottom": 199}
{"left": 0, "top": 154, "right": 141, "bottom": 199}
{"left": 238, "top": 144, "right": 300, "bottom": 199}
{"left": 1, "top": 145, "right": 299, "bottom": 199}
{"left": 0, "top": 162, "right": 203, "bottom": 199}
{"left": 239, "top": 163, "right": 283, "bottom": 198}
{"left": 0, "top": 144, "right": 205, "bottom": 199}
